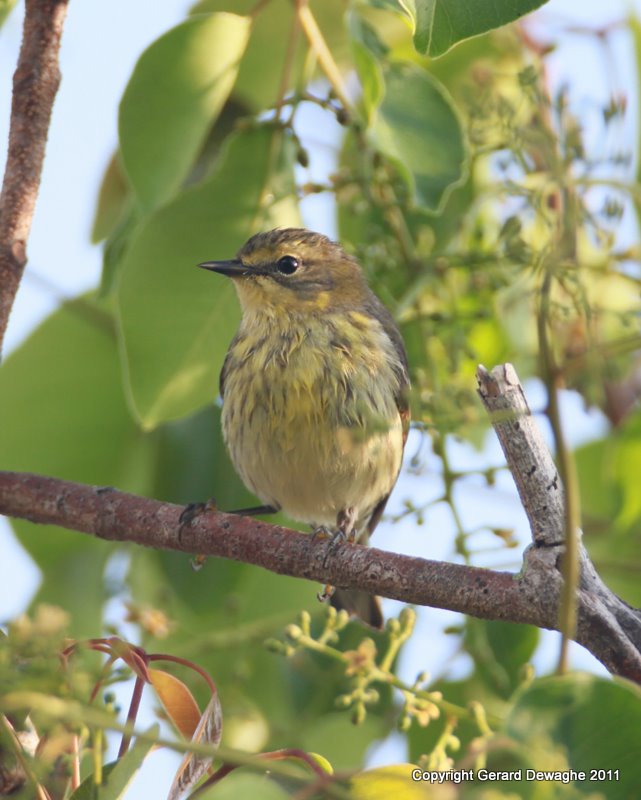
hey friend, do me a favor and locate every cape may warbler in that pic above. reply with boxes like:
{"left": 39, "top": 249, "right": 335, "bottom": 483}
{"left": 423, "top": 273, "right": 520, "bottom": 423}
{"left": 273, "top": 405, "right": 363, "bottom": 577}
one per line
{"left": 199, "top": 228, "right": 410, "bottom": 627}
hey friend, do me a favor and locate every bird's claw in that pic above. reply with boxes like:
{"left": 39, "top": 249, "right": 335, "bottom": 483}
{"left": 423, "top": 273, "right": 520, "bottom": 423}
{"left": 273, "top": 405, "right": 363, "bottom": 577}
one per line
{"left": 317, "top": 583, "right": 335, "bottom": 603}
{"left": 178, "top": 497, "right": 218, "bottom": 571}
{"left": 311, "top": 525, "right": 332, "bottom": 542}
{"left": 179, "top": 497, "right": 218, "bottom": 529}
{"left": 322, "top": 528, "right": 349, "bottom": 568}
{"left": 178, "top": 497, "right": 217, "bottom": 572}
{"left": 190, "top": 554, "right": 207, "bottom": 571}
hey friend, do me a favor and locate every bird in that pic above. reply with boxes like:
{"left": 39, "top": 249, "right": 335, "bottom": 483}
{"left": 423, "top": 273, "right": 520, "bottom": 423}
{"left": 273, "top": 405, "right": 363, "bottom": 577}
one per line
{"left": 198, "top": 228, "right": 410, "bottom": 628}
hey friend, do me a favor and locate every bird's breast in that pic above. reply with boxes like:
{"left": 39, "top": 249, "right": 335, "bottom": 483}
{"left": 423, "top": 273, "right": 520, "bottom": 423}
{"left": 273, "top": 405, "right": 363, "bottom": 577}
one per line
{"left": 220, "top": 312, "right": 404, "bottom": 527}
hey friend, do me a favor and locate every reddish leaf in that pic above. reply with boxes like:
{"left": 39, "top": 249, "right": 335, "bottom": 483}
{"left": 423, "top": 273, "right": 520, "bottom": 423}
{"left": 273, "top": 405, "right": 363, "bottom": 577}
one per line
{"left": 149, "top": 668, "right": 202, "bottom": 740}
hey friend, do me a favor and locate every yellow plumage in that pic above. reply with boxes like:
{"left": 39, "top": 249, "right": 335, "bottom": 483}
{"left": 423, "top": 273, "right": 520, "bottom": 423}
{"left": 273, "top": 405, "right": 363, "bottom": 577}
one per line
{"left": 221, "top": 307, "right": 405, "bottom": 532}
{"left": 199, "top": 228, "right": 410, "bottom": 626}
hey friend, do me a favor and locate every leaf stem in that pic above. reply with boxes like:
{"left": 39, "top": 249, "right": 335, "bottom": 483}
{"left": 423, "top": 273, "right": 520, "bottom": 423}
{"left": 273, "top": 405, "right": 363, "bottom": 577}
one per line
{"left": 295, "top": 0, "right": 352, "bottom": 111}
{"left": 538, "top": 269, "right": 581, "bottom": 674}
{"left": 275, "top": 9, "right": 301, "bottom": 118}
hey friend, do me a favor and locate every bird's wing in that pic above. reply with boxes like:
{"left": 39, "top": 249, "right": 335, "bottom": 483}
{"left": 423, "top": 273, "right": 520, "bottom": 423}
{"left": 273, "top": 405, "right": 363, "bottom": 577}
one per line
{"left": 365, "top": 392, "right": 409, "bottom": 539}
{"left": 366, "top": 293, "right": 411, "bottom": 442}
{"left": 218, "top": 338, "right": 237, "bottom": 399}
{"left": 363, "top": 294, "right": 411, "bottom": 537}
{"left": 366, "top": 397, "right": 409, "bottom": 538}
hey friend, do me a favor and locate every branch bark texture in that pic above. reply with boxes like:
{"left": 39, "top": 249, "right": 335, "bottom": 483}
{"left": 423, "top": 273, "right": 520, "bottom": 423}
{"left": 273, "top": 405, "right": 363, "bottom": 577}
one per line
{"left": 0, "top": 0, "right": 69, "bottom": 355}
{"left": 0, "top": 470, "right": 525, "bottom": 623}
{"left": 477, "top": 363, "right": 641, "bottom": 683}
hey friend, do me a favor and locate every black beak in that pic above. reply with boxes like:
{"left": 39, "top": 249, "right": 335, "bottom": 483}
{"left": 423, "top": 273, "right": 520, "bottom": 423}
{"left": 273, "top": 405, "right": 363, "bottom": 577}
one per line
{"left": 198, "top": 259, "right": 250, "bottom": 277}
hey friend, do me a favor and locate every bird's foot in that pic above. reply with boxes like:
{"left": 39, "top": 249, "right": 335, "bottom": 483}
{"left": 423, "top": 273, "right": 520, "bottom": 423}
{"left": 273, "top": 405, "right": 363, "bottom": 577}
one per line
{"left": 311, "top": 525, "right": 332, "bottom": 542}
{"left": 317, "top": 583, "right": 335, "bottom": 603}
{"left": 337, "top": 507, "right": 358, "bottom": 544}
{"left": 318, "top": 528, "right": 348, "bottom": 568}
{"left": 190, "top": 554, "right": 207, "bottom": 572}
{"left": 178, "top": 497, "right": 218, "bottom": 570}
{"left": 179, "top": 497, "right": 218, "bottom": 532}
{"left": 315, "top": 508, "right": 359, "bottom": 594}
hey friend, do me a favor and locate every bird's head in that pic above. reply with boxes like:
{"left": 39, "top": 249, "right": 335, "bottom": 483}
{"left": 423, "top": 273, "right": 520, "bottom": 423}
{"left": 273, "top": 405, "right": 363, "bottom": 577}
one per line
{"left": 199, "top": 228, "right": 369, "bottom": 315}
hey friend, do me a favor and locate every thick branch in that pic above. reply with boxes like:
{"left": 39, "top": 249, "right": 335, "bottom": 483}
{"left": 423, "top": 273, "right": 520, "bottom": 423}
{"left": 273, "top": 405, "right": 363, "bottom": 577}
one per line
{"left": 0, "top": 0, "right": 69, "bottom": 355}
{"left": 1, "top": 465, "right": 640, "bottom": 683}
{"left": 476, "top": 363, "right": 564, "bottom": 546}
{"left": 0, "top": 470, "right": 530, "bottom": 623}
{"left": 477, "top": 363, "right": 641, "bottom": 682}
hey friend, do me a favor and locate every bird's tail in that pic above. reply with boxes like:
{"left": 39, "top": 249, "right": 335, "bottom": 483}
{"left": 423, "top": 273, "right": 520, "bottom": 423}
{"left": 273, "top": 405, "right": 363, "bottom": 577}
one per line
{"left": 330, "top": 588, "right": 383, "bottom": 629}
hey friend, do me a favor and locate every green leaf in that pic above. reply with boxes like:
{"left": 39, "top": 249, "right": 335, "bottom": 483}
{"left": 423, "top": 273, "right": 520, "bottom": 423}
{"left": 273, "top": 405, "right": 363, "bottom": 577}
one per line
{"left": 117, "top": 125, "right": 300, "bottom": 429}
{"left": 613, "top": 437, "right": 641, "bottom": 530}
{"left": 0, "top": 0, "right": 17, "bottom": 29}
{"left": 198, "top": 773, "right": 289, "bottom": 800}
{"left": 99, "top": 208, "right": 140, "bottom": 297}
{"left": 576, "top": 405, "right": 641, "bottom": 530}
{"left": 96, "top": 102, "right": 251, "bottom": 296}
{"left": 349, "top": 765, "right": 429, "bottom": 798}
{"left": 191, "top": 0, "right": 351, "bottom": 111}
{"left": 300, "top": 713, "right": 387, "bottom": 772}
{"left": 119, "top": 13, "right": 251, "bottom": 211}
{"left": 365, "top": 0, "right": 405, "bottom": 12}
{"left": 507, "top": 674, "right": 641, "bottom": 800}
{"left": 151, "top": 405, "right": 253, "bottom": 506}
{"left": 372, "top": 63, "right": 467, "bottom": 213}
{"left": 399, "top": 0, "right": 550, "bottom": 57}
{"left": 126, "top": 411, "right": 259, "bottom": 631}
{"left": 349, "top": 13, "right": 385, "bottom": 122}
{"left": 465, "top": 619, "right": 539, "bottom": 698}
{"left": 0, "top": 297, "right": 150, "bottom": 636}
{"left": 576, "top": 413, "right": 641, "bottom": 606}
{"left": 69, "top": 727, "right": 158, "bottom": 800}
{"left": 91, "top": 152, "right": 131, "bottom": 244}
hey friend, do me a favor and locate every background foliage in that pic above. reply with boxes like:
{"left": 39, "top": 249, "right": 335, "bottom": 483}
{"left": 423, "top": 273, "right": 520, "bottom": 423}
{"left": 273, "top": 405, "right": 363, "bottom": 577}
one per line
{"left": 1, "top": 0, "right": 641, "bottom": 797}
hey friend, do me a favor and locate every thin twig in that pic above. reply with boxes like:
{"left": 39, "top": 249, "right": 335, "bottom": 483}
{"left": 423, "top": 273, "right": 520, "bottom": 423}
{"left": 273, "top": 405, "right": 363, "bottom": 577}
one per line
{"left": 0, "top": 692, "right": 349, "bottom": 798}
{"left": 514, "top": 33, "right": 583, "bottom": 673}
{"left": 295, "top": 0, "right": 351, "bottom": 111}
{"left": 274, "top": 10, "right": 301, "bottom": 119}
{"left": 537, "top": 270, "right": 581, "bottom": 674}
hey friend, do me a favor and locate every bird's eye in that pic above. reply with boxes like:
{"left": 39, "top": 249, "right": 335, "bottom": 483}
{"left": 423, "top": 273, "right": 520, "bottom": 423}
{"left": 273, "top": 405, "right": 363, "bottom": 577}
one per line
{"left": 276, "top": 255, "right": 299, "bottom": 275}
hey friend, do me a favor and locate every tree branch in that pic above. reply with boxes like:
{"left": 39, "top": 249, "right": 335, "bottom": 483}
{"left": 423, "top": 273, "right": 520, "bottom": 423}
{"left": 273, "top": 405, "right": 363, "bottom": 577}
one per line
{"left": 0, "top": 364, "right": 639, "bottom": 682}
{"left": 476, "top": 363, "right": 641, "bottom": 683}
{"left": 0, "top": 0, "right": 69, "bottom": 356}
{"left": 476, "top": 363, "right": 565, "bottom": 547}
{"left": 0, "top": 472, "right": 641, "bottom": 682}
{"left": 0, "top": 469, "right": 526, "bottom": 622}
